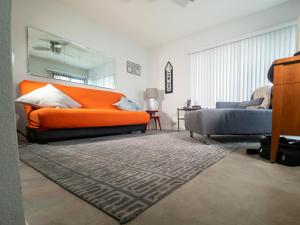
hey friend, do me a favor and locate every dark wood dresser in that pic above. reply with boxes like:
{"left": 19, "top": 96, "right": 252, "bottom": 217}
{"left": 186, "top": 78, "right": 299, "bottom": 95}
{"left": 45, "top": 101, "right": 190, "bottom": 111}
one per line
{"left": 271, "top": 55, "right": 300, "bottom": 162}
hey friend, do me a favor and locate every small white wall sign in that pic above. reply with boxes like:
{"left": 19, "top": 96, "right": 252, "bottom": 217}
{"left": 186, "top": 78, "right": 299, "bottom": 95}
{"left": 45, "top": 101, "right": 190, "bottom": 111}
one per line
{"left": 127, "top": 61, "right": 141, "bottom": 76}
{"left": 165, "top": 61, "right": 173, "bottom": 94}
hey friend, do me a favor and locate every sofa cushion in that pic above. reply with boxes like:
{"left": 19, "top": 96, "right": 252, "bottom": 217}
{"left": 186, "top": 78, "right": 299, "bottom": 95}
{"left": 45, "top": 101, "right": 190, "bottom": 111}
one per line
{"left": 28, "top": 108, "right": 150, "bottom": 130}
{"left": 19, "top": 80, "right": 125, "bottom": 118}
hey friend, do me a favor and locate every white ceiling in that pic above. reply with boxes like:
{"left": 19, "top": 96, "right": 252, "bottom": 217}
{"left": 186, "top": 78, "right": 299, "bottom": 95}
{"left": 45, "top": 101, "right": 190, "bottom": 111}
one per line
{"left": 61, "top": 0, "right": 289, "bottom": 48}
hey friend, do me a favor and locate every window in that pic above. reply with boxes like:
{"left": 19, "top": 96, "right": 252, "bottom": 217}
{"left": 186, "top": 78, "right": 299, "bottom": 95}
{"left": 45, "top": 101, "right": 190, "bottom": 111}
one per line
{"left": 88, "top": 75, "right": 115, "bottom": 89}
{"left": 47, "top": 69, "right": 87, "bottom": 84}
{"left": 190, "top": 23, "right": 298, "bottom": 108}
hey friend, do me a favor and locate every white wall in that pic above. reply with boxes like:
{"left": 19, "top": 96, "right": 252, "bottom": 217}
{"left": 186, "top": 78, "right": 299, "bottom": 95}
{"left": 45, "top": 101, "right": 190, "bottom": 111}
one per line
{"left": 0, "top": 0, "right": 26, "bottom": 224}
{"left": 12, "top": 0, "right": 150, "bottom": 132}
{"left": 149, "top": 0, "right": 300, "bottom": 130}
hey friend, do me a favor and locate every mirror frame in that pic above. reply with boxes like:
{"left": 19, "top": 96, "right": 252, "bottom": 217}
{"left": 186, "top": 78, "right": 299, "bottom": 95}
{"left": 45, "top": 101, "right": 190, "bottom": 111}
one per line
{"left": 26, "top": 26, "right": 116, "bottom": 90}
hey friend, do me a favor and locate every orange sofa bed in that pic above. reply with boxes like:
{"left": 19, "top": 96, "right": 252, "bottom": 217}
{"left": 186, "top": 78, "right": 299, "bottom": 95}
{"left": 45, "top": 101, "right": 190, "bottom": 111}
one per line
{"left": 19, "top": 80, "right": 150, "bottom": 143}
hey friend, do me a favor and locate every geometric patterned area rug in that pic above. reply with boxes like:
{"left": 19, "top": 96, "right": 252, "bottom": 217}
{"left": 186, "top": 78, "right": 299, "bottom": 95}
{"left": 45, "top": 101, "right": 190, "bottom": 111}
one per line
{"left": 19, "top": 132, "right": 243, "bottom": 224}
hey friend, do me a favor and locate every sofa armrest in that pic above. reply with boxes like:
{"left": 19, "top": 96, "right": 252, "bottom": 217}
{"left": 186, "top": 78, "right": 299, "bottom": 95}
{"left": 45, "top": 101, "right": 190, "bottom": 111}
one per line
{"left": 216, "top": 102, "right": 240, "bottom": 108}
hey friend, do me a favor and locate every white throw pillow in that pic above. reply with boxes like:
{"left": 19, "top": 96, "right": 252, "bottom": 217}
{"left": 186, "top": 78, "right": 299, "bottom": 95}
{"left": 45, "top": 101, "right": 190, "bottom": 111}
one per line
{"left": 113, "top": 97, "right": 141, "bottom": 111}
{"left": 16, "top": 84, "right": 81, "bottom": 108}
{"left": 252, "top": 85, "right": 272, "bottom": 109}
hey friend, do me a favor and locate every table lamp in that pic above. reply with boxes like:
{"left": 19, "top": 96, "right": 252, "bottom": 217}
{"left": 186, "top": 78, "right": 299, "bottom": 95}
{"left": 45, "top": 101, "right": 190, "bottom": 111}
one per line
{"left": 145, "top": 88, "right": 159, "bottom": 110}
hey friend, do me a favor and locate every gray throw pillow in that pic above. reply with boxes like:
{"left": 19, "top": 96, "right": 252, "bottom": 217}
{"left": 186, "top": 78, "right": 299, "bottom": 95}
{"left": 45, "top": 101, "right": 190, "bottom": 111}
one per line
{"left": 238, "top": 98, "right": 264, "bottom": 109}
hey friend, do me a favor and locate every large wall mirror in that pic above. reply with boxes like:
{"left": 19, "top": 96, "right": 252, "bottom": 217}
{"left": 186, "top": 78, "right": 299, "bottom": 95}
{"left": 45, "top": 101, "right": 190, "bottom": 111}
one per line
{"left": 27, "top": 27, "right": 116, "bottom": 89}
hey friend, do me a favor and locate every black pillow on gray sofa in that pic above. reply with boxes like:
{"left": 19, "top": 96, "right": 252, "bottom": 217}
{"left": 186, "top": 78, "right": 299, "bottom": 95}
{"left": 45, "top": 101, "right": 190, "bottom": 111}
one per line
{"left": 238, "top": 98, "right": 264, "bottom": 109}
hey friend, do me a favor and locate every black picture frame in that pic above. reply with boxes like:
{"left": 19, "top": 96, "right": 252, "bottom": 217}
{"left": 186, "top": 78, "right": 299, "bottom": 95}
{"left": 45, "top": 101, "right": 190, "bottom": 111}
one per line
{"left": 165, "top": 61, "right": 173, "bottom": 94}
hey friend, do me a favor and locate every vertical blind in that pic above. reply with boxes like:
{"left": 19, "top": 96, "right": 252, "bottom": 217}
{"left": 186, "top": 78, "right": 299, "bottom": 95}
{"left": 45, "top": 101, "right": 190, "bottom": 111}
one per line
{"left": 190, "top": 24, "right": 298, "bottom": 108}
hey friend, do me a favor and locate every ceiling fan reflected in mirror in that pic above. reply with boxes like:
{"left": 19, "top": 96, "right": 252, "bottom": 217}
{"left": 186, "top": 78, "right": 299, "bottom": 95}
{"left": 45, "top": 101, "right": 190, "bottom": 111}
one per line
{"left": 32, "top": 39, "right": 69, "bottom": 55}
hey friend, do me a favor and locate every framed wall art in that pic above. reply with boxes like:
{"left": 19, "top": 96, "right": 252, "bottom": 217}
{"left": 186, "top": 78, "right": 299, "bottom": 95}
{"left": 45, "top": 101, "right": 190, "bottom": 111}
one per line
{"left": 165, "top": 61, "right": 173, "bottom": 94}
{"left": 127, "top": 61, "right": 141, "bottom": 76}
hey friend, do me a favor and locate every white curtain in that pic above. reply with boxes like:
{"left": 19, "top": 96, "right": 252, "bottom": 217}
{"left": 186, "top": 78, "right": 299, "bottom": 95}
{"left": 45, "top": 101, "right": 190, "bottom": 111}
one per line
{"left": 190, "top": 24, "right": 297, "bottom": 108}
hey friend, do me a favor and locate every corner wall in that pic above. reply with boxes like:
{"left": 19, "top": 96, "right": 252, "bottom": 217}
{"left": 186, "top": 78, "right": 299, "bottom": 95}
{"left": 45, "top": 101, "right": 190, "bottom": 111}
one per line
{"left": 149, "top": 1, "right": 300, "bottom": 130}
{"left": 0, "top": 0, "right": 26, "bottom": 224}
{"left": 12, "top": 0, "right": 151, "bottom": 133}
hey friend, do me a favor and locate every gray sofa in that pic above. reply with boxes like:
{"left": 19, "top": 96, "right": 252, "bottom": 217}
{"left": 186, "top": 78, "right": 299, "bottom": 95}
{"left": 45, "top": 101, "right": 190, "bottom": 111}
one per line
{"left": 185, "top": 101, "right": 272, "bottom": 136}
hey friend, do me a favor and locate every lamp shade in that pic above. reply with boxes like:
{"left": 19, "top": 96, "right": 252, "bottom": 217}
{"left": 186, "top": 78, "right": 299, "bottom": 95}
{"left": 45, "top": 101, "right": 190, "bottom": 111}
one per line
{"left": 145, "top": 88, "right": 158, "bottom": 98}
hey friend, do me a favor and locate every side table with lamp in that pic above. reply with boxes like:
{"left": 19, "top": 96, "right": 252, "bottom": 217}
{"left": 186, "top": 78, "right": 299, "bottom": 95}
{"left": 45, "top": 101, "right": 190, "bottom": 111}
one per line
{"left": 145, "top": 88, "right": 162, "bottom": 131}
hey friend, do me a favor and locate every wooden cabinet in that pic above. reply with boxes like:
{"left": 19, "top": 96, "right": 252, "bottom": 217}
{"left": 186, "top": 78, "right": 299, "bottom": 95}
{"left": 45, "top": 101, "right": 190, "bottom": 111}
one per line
{"left": 271, "top": 55, "right": 300, "bottom": 162}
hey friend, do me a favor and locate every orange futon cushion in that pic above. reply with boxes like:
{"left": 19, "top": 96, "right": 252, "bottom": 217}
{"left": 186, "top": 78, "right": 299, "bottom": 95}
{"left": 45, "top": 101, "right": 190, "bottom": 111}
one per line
{"left": 28, "top": 108, "right": 150, "bottom": 130}
{"left": 19, "top": 80, "right": 150, "bottom": 130}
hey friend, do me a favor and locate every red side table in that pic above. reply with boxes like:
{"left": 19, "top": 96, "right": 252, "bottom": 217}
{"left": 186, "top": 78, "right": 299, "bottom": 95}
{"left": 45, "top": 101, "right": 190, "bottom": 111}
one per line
{"left": 146, "top": 110, "right": 162, "bottom": 131}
